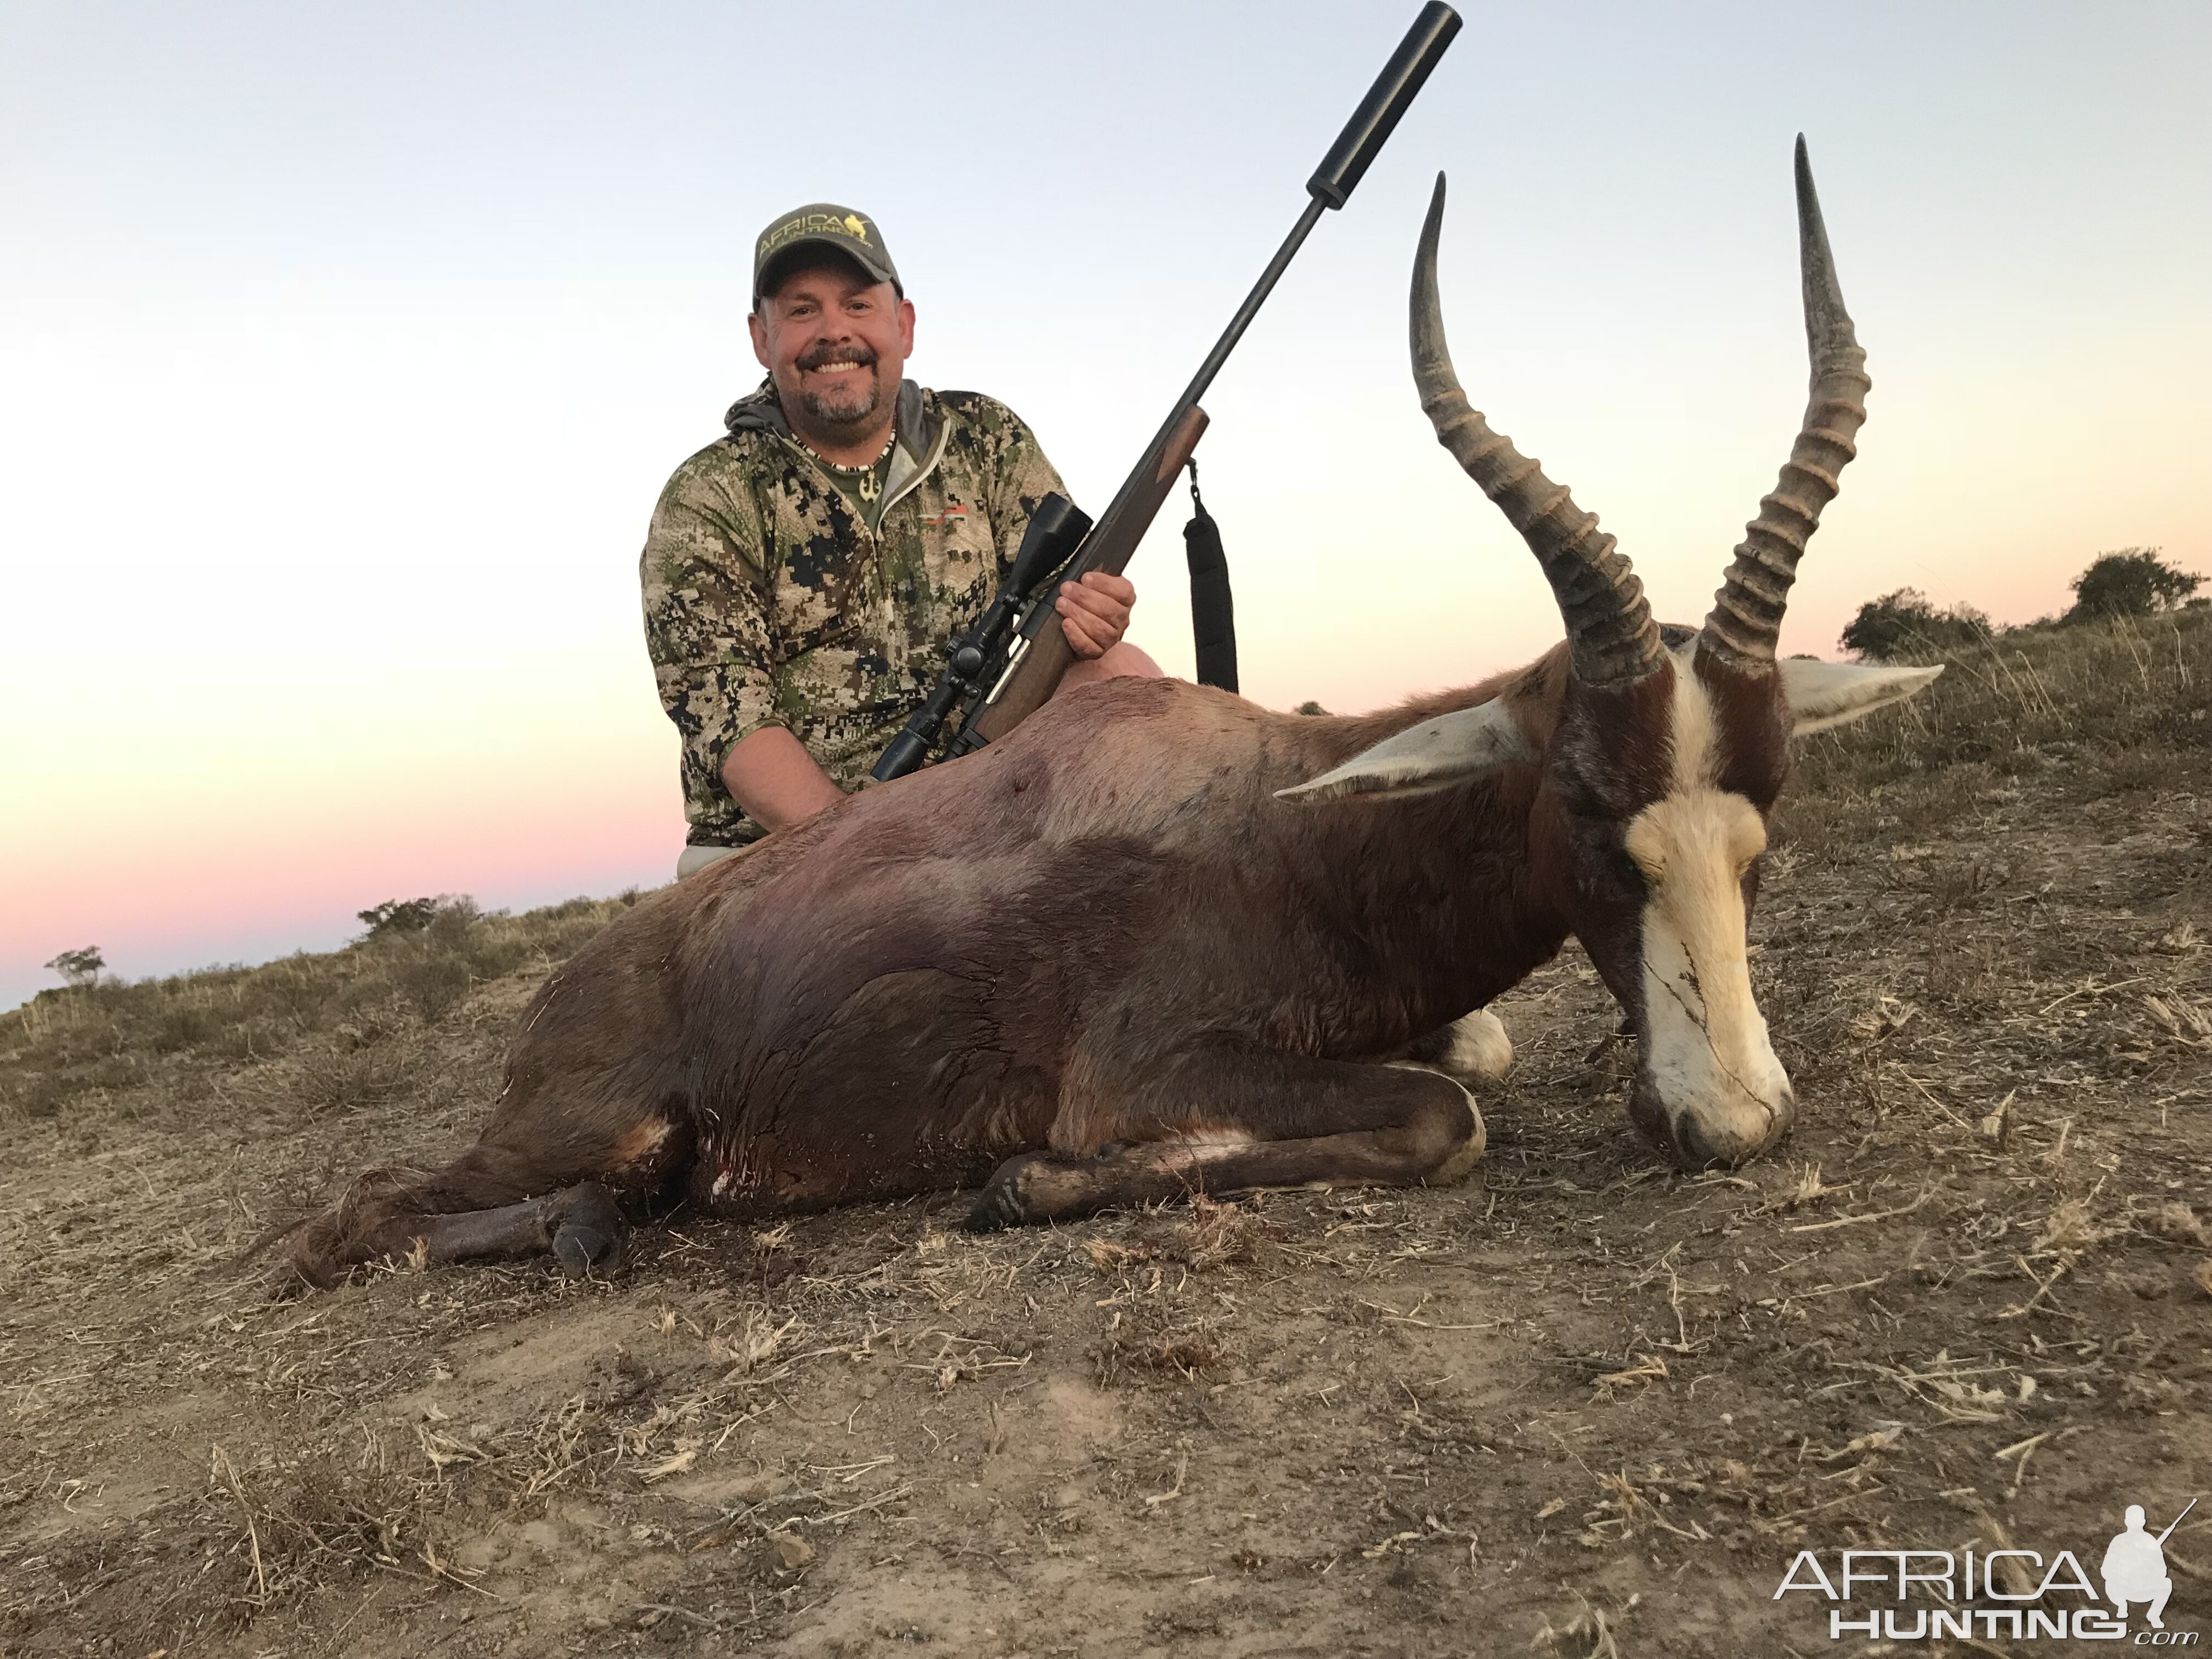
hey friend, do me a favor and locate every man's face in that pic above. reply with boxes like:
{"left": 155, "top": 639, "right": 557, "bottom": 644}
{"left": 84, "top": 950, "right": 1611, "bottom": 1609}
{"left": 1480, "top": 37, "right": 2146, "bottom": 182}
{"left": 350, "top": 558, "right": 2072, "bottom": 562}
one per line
{"left": 748, "top": 258, "right": 914, "bottom": 436}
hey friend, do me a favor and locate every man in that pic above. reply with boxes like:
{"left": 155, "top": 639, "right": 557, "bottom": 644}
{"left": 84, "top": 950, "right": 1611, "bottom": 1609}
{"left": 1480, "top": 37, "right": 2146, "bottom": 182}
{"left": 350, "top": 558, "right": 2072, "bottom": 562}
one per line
{"left": 641, "top": 203, "right": 1158, "bottom": 877}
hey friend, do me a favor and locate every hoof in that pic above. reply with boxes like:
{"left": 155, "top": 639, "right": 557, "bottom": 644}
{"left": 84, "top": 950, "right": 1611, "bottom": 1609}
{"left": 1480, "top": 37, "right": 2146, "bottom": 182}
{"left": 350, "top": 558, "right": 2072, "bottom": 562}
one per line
{"left": 548, "top": 1182, "right": 624, "bottom": 1276}
{"left": 964, "top": 1186, "right": 1024, "bottom": 1233}
{"left": 552, "top": 1222, "right": 619, "bottom": 1277}
{"left": 963, "top": 1201, "right": 1014, "bottom": 1234}
{"left": 966, "top": 1154, "right": 1045, "bottom": 1232}
{"left": 967, "top": 1152, "right": 1105, "bottom": 1229}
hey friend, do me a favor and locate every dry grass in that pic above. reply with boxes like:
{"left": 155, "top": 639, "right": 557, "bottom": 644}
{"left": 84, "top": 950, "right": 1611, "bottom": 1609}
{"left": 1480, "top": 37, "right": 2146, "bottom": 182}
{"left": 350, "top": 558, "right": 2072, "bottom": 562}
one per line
{"left": 2, "top": 895, "right": 635, "bottom": 1124}
{"left": 3, "top": 610, "right": 2208, "bottom": 1657}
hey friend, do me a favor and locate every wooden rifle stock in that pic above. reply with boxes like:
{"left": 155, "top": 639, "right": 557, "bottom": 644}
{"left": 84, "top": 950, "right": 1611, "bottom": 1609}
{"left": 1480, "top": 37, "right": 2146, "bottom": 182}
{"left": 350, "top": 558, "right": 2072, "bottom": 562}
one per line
{"left": 964, "top": 405, "right": 1208, "bottom": 744}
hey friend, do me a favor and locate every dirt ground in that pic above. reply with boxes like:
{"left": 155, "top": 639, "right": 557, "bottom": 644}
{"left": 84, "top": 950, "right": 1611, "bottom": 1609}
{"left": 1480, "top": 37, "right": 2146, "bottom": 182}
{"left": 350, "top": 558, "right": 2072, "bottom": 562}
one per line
{"left": 4, "top": 610, "right": 2209, "bottom": 1658}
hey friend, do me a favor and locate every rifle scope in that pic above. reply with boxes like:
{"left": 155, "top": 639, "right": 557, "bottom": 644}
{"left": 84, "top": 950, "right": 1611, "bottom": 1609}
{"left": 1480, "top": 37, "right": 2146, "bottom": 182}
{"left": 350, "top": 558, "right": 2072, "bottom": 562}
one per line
{"left": 870, "top": 493, "right": 1093, "bottom": 783}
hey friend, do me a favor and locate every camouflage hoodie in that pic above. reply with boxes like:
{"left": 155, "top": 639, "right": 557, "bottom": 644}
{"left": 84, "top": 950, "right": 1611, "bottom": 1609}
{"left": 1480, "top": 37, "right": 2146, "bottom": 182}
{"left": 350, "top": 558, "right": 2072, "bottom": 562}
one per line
{"left": 640, "top": 379, "right": 1068, "bottom": 845}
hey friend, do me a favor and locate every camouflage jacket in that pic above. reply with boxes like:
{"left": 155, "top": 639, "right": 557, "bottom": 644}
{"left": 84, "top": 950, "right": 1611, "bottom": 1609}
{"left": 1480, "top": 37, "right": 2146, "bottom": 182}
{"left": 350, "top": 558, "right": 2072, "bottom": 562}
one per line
{"left": 640, "top": 379, "right": 1068, "bottom": 845}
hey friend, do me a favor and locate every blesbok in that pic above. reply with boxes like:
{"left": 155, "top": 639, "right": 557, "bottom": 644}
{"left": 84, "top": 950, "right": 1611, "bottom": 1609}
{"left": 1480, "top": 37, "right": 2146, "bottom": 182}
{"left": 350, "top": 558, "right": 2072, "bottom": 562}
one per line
{"left": 291, "top": 140, "right": 1937, "bottom": 1284}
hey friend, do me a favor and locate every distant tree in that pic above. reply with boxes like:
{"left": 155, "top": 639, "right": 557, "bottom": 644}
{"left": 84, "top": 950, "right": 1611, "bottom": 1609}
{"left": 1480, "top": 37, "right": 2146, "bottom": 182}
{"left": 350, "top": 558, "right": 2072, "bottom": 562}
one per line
{"left": 2065, "top": 548, "right": 2203, "bottom": 622}
{"left": 357, "top": 898, "right": 440, "bottom": 940}
{"left": 1839, "top": 588, "right": 1991, "bottom": 661}
{"left": 1294, "top": 700, "right": 1331, "bottom": 716}
{"left": 44, "top": 946, "right": 104, "bottom": 988}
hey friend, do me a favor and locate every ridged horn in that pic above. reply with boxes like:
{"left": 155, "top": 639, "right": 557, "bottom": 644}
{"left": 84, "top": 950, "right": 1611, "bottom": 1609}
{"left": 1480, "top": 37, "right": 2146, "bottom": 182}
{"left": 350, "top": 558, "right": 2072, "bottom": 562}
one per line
{"left": 1700, "top": 137, "right": 1871, "bottom": 669}
{"left": 1412, "top": 173, "right": 1663, "bottom": 688}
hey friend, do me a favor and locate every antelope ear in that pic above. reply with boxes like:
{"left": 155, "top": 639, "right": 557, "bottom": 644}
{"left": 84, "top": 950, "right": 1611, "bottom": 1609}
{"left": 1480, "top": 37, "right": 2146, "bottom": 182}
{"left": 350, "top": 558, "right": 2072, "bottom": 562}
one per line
{"left": 1781, "top": 659, "right": 1944, "bottom": 735}
{"left": 1277, "top": 701, "right": 1536, "bottom": 804}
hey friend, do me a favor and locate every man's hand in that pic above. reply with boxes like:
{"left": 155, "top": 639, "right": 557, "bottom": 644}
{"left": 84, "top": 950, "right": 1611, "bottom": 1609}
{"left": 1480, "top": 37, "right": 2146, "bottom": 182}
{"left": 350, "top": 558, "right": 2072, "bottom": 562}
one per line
{"left": 723, "top": 726, "right": 845, "bottom": 834}
{"left": 1054, "top": 571, "right": 1136, "bottom": 660}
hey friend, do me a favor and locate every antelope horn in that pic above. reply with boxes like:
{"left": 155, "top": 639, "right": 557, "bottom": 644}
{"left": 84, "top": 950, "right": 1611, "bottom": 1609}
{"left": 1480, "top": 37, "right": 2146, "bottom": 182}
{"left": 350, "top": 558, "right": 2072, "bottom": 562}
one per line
{"left": 1700, "top": 137, "right": 1870, "bottom": 669}
{"left": 1412, "top": 173, "right": 1663, "bottom": 687}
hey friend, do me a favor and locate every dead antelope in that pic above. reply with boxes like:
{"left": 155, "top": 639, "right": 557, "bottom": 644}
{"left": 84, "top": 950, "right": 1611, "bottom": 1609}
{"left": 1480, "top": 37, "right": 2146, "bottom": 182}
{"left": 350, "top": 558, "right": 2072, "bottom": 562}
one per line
{"left": 290, "top": 139, "right": 1936, "bottom": 1284}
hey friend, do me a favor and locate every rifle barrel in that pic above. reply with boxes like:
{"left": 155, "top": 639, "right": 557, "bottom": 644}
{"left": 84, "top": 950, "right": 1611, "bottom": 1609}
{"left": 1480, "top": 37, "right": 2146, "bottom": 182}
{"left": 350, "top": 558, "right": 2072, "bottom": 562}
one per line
{"left": 2155, "top": 1497, "right": 2197, "bottom": 1545}
{"left": 947, "top": 3, "right": 1461, "bottom": 757}
{"left": 1103, "top": 195, "right": 1325, "bottom": 537}
{"left": 1078, "top": 4, "right": 1460, "bottom": 569}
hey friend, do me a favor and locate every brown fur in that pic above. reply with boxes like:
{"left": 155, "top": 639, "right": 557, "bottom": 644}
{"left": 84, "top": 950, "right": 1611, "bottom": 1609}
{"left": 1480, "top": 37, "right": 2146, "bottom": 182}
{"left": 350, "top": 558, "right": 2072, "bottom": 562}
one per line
{"left": 291, "top": 637, "right": 1793, "bottom": 1282}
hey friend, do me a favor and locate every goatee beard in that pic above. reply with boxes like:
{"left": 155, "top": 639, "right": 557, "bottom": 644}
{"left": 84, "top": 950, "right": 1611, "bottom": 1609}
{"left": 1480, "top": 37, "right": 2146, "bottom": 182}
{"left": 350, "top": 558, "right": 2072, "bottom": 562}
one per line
{"left": 796, "top": 378, "right": 883, "bottom": 430}
{"left": 793, "top": 340, "right": 884, "bottom": 431}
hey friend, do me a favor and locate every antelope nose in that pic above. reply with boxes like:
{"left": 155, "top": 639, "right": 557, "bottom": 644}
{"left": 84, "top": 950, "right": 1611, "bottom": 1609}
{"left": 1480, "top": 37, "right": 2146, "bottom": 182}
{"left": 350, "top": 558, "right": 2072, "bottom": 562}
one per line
{"left": 1675, "top": 1090, "right": 1794, "bottom": 1170}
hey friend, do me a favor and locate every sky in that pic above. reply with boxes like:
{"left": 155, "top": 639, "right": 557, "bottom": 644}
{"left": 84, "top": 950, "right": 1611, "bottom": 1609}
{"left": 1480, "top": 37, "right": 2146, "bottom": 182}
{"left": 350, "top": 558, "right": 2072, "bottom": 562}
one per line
{"left": 3, "top": 1, "right": 2207, "bottom": 1009}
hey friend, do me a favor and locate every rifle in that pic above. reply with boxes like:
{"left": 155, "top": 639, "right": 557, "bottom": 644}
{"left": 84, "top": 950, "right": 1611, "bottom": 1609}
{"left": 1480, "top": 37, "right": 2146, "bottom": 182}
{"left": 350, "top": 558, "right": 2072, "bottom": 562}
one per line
{"left": 2155, "top": 1499, "right": 2197, "bottom": 1546}
{"left": 872, "top": 1, "right": 1460, "bottom": 781}
{"left": 870, "top": 492, "right": 1093, "bottom": 781}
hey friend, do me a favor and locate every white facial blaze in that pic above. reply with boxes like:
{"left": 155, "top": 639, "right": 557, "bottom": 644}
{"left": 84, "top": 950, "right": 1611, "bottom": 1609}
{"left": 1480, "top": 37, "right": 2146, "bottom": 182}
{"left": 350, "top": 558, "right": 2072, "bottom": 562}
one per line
{"left": 1624, "top": 658, "right": 1795, "bottom": 1156}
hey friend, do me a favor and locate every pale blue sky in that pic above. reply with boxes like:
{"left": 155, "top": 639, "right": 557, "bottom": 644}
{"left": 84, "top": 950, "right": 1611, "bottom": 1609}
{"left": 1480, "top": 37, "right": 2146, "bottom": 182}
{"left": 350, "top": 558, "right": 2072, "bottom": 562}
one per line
{"left": 3, "top": 1, "right": 2207, "bottom": 1008}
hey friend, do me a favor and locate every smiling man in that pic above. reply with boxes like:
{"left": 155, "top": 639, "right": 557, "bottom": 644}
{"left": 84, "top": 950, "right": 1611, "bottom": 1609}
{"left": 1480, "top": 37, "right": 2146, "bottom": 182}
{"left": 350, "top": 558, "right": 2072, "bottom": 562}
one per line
{"left": 641, "top": 203, "right": 1156, "bottom": 876}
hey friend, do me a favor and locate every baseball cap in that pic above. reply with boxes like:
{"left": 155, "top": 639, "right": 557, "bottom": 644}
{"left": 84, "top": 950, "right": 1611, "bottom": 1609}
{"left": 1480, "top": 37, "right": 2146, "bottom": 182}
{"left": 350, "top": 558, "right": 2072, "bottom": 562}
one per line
{"left": 752, "top": 204, "right": 903, "bottom": 303}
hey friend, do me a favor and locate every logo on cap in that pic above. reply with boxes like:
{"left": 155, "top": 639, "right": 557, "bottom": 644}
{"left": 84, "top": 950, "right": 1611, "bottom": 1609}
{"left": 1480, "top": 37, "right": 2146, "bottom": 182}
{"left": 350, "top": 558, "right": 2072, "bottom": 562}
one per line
{"left": 752, "top": 203, "right": 901, "bottom": 300}
{"left": 759, "top": 211, "right": 873, "bottom": 258}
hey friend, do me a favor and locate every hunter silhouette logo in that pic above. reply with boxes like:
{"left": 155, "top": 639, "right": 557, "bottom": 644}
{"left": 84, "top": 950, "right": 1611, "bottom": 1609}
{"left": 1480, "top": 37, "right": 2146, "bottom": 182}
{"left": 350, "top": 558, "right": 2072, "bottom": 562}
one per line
{"left": 841, "top": 214, "right": 868, "bottom": 241}
{"left": 2106, "top": 1501, "right": 2194, "bottom": 1630}
{"left": 1773, "top": 1497, "right": 2202, "bottom": 1642}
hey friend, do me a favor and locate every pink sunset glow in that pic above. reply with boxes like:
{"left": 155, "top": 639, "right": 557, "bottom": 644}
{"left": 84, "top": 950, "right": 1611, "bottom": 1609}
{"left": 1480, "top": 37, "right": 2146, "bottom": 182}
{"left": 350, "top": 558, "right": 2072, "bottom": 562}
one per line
{"left": 4, "top": 3, "right": 2206, "bottom": 1009}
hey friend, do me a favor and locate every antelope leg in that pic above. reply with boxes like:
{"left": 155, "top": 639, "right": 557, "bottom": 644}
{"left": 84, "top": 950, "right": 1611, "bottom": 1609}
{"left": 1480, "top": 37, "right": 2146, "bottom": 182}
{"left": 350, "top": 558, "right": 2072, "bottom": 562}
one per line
{"left": 393, "top": 1181, "right": 624, "bottom": 1275}
{"left": 969, "top": 1041, "right": 1483, "bottom": 1229}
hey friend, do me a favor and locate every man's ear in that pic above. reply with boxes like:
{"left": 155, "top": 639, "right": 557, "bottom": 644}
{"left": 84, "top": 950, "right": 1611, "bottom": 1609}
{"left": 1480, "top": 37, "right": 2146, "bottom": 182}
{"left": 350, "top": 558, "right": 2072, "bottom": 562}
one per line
{"left": 896, "top": 296, "right": 915, "bottom": 358}
{"left": 748, "top": 309, "right": 770, "bottom": 368}
{"left": 1277, "top": 700, "right": 1534, "bottom": 804}
{"left": 1781, "top": 659, "right": 1944, "bottom": 735}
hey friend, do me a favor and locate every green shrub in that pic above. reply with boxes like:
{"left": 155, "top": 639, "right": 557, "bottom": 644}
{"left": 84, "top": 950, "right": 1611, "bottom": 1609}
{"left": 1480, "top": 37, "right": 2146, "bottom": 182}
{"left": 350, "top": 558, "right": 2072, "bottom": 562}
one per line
{"left": 356, "top": 898, "right": 441, "bottom": 939}
{"left": 2064, "top": 548, "right": 2203, "bottom": 622}
{"left": 1839, "top": 589, "right": 1990, "bottom": 661}
{"left": 43, "top": 946, "right": 104, "bottom": 988}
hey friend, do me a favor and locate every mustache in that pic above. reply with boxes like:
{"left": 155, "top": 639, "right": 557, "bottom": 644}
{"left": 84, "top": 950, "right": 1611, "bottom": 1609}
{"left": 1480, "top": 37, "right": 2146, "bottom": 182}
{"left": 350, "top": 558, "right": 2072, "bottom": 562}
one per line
{"left": 796, "top": 340, "right": 879, "bottom": 372}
